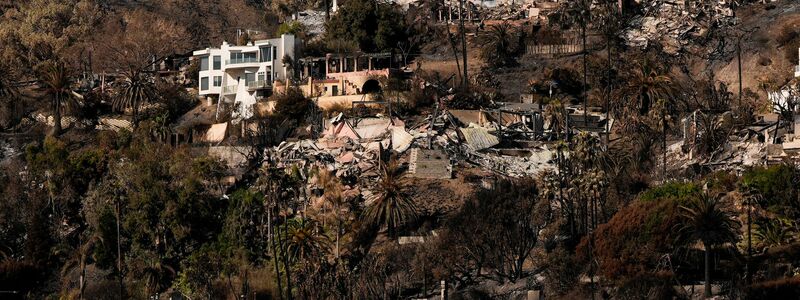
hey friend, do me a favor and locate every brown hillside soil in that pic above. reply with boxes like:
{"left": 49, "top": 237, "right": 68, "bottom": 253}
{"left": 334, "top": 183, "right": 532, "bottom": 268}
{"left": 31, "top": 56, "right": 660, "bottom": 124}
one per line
{"left": 414, "top": 1, "right": 800, "bottom": 104}
{"left": 712, "top": 1, "right": 800, "bottom": 96}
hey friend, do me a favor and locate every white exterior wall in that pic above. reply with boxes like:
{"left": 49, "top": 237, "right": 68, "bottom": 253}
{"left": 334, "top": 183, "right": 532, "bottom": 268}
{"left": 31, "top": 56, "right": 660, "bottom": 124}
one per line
{"left": 795, "top": 47, "right": 800, "bottom": 78}
{"left": 193, "top": 34, "right": 297, "bottom": 119}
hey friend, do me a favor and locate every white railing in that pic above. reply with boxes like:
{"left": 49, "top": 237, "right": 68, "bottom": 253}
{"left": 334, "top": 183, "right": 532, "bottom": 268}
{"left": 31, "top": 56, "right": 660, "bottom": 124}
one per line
{"left": 222, "top": 85, "right": 237, "bottom": 94}
{"left": 226, "top": 57, "right": 259, "bottom": 64}
{"left": 247, "top": 80, "right": 271, "bottom": 89}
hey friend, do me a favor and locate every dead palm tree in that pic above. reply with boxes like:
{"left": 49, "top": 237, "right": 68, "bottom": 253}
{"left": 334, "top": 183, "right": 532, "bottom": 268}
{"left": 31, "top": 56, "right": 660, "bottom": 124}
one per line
{"left": 317, "top": 170, "right": 347, "bottom": 259}
{"left": 363, "top": 160, "right": 418, "bottom": 238}
{"left": 544, "top": 98, "right": 567, "bottom": 140}
{"left": 112, "top": 72, "right": 157, "bottom": 126}
{"left": 677, "top": 194, "right": 740, "bottom": 298}
{"left": 37, "top": 60, "right": 81, "bottom": 136}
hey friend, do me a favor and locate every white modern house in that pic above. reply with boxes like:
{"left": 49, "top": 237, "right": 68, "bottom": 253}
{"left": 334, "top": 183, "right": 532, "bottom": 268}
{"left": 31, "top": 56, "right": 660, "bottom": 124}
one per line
{"left": 193, "top": 34, "right": 297, "bottom": 118}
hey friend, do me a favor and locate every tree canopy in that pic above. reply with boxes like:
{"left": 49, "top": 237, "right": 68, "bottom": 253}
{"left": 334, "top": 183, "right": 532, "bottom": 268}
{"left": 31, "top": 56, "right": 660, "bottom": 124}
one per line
{"left": 324, "top": 0, "right": 408, "bottom": 52}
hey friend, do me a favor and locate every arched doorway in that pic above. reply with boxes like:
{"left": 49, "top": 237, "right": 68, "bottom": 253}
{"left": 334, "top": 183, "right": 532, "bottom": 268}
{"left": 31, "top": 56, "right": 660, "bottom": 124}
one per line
{"left": 361, "top": 79, "right": 382, "bottom": 94}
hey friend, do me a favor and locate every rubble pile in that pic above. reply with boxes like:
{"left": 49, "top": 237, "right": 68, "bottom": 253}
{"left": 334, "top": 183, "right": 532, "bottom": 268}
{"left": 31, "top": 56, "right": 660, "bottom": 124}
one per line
{"left": 467, "top": 147, "right": 554, "bottom": 177}
{"left": 625, "top": 0, "right": 734, "bottom": 55}
{"left": 266, "top": 103, "right": 562, "bottom": 182}
{"left": 295, "top": 10, "right": 327, "bottom": 36}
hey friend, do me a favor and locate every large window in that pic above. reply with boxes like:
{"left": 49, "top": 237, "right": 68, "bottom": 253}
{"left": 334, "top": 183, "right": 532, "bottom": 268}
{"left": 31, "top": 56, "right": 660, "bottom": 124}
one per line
{"left": 257, "top": 72, "right": 265, "bottom": 82}
{"left": 229, "top": 52, "right": 257, "bottom": 64}
{"left": 213, "top": 76, "right": 222, "bottom": 87}
{"left": 200, "top": 77, "right": 209, "bottom": 90}
{"left": 213, "top": 56, "right": 221, "bottom": 70}
{"left": 244, "top": 72, "right": 255, "bottom": 86}
{"left": 260, "top": 47, "right": 271, "bottom": 62}
{"left": 200, "top": 56, "right": 209, "bottom": 71}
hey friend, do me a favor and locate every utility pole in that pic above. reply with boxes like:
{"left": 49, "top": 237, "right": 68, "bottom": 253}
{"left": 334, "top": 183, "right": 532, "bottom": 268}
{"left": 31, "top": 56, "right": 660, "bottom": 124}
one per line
{"left": 459, "top": 0, "right": 468, "bottom": 90}
{"left": 734, "top": 1, "right": 742, "bottom": 108}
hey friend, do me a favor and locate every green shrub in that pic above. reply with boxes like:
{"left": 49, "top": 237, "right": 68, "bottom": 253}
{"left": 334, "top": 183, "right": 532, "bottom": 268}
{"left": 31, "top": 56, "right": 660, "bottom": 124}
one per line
{"left": 741, "top": 165, "right": 797, "bottom": 211}
{"left": 277, "top": 21, "right": 307, "bottom": 39}
{"left": 639, "top": 181, "right": 699, "bottom": 202}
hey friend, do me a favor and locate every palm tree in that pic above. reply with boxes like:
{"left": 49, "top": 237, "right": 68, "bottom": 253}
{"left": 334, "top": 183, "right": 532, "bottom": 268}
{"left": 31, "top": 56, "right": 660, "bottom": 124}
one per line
{"left": 479, "top": 22, "right": 521, "bottom": 68}
{"left": 60, "top": 234, "right": 101, "bottom": 300}
{"left": 593, "top": 1, "right": 625, "bottom": 146}
{"left": 37, "top": 60, "right": 81, "bottom": 136}
{"left": 0, "top": 64, "right": 22, "bottom": 127}
{"left": 617, "top": 60, "right": 674, "bottom": 117}
{"left": 751, "top": 217, "right": 796, "bottom": 251}
{"left": 694, "top": 111, "right": 734, "bottom": 159}
{"left": 139, "top": 254, "right": 175, "bottom": 298}
{"left": 112, "top": 72, "right": 157, "bottom": 126}
{"left": 282, "top": 55, "right": 296, "bottom": 84}
{"left": 0, "top": 68, "right": 17, "bottom": 100}
{"left": 317, "top": 170, "right": 346, "bottom": 259}
{"left": 281, "top": 217, "right": 331, "bottom": 264}
{"left": 544, "top": 98, "right": 567, "bottom": 140}
{"left": 677, "top": 194, "right": 740, "bottom": 298}
{"left": 649, "top": 99, "right": 672, "bottom": 180}
{"left": 551, "top": 0, "right": 591, "bottom": 125}
{"left": 363, "top": 160, "right": 417, "bottom": 237}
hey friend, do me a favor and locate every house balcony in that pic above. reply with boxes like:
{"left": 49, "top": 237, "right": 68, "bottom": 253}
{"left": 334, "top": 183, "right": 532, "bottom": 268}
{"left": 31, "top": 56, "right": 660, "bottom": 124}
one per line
{"left": 247, "top": 80, "right": 271, "bottom": 91}
{"left": 222, "top": 85, "right": 238, "bottom": 95}
{"left": 225, "top": 58, "right": 262, "bottom": 69}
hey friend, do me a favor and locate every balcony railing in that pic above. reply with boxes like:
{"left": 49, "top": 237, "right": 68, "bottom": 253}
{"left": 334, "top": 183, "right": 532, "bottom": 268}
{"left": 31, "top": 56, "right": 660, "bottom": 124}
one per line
{"left": 247, "top": 80, "right": 271, "bottom": 90}
{"left": 222, "top": 85, "right": 238, "bottom": 95}
{"left": 226, "top": 57, "right": 259, "bottom": 65}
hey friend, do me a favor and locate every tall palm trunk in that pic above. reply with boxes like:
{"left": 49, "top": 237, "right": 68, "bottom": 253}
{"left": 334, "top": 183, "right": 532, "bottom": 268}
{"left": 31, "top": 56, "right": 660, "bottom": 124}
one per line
{"left": 335, "top": 202, "right": 340, "bottom": 260}
{"left": 52, "top": 94, "right": 62, "bottom": 136}
{"left": 663, "top": 113, "right": 667, "bottom": 181}
{"left": 459, "top": 0, "right": 468, "bottom": 89}
{"left": 115, "top": 199, "right": 124, "bottom": 298}
{"left": 606, "top": 33, "right": 612, "bottom": 148}
{"left": 271, "top": 219, "right": 284, "bottom": 300}
{"left": 582, "top": 24, "right": 588, "bottom": 130}
{"left": 79, "top": 254, "right": 86, "bottom": 300}
{"left": 704, "top": 243, "right": 711, "bottom": 298}
{"left": 282, "top": 213, "right": 294, "bottom": 300}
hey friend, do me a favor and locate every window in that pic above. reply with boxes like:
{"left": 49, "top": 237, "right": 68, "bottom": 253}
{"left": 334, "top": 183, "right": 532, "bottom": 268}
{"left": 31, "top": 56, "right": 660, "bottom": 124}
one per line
{"left": 200, "top": 57, "right": 209, "bottom": 71}
{"left": 213, "top": 76, "right": 222, "bottom": 87}
{"left": 273, "top": 47, "right": 277, "bottom": 61}
{"left": 200, "top": 77, "right": 209, "bottom": 91}
{"left": 260, "top": 47, "right": 271, "bottom": 62}
{"left": 257, "top": 72, "right": 265, "bottom": 82}
{"left": 244, "top": 72, "right": 255, "bottom": 85}
{"left": 332, "top": 85, "right": 338, "bottom": 96}
{"left": 230, "top": 52, "right": 257, "bottom": 63}
{"left": 213, "top": 56, "right": 221, "bottom": 70}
